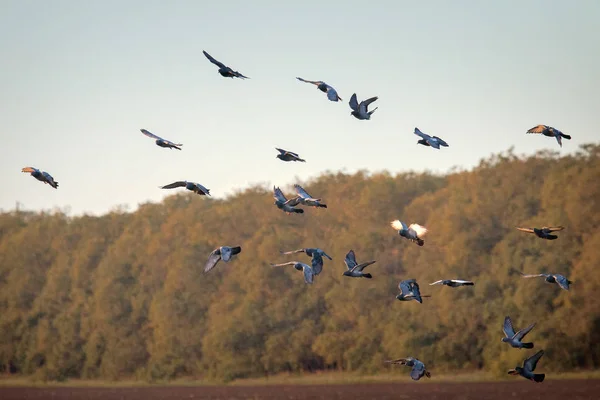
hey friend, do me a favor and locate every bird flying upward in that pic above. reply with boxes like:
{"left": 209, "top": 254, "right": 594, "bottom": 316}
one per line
{"left": 21, "top": 167, "right": 59, "bottom": 189}
{"left": 296, "top": 77, "right": 342, "bottom": 101}
{"left": 140, "top": 129, "right": 182, "bottom": 150}
{"left": 203, "top": 50, "right": 249, "bottom": 79}
{"left": 204, "top": 246, "right": 242, "bottom": 273}
{"left": 288, "top": 184, "right": 327, "bottom": 209}
{"left": 390, "top": 220, "right": 428, "bottom": 246}
{"left": 508, "top": 350, "right": 546, "bottom": 383}
{"left": 342, "top": 250, "right": 376, "bottom": 278}
{"left": 349, "top": 93, "right": 378, "bottom": 120}
{"left": 502, "top": 316, "right": 535, "bottom": 349}
{"left": 273, "top": 186, "right": 304, "bottom": 214}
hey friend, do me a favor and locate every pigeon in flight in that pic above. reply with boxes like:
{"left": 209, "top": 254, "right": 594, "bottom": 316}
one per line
{"left": 287, "top": 184, "right": 327, "bottom": 209}
{"left": 429, "top": 279, "right": 474, "bottom": 287}
{"left": 140, "top": 129, "right": 182, "bottom": 150}
{"left": 271, "top": 261, "right": 314, "bottom": 284}
{"left": 204, "top": 246, "right": 242, "bottom": 273}
{"left": 159, "top": 181, "right": 210, "bottom": 196}
{"left": 519, "top": 272, "right": 572, "bottom": 291}
{"left": 296, "top": 77, "right": 342, "bottom": 102}
{"left": 21, "top": 167, "right": 59, "bottom": 189}
{"left": 349, "top": 93, "right": 378, "bottom": 120}
{"left": 342, "top": 250, "right": 376, "bottom": 278}
{"left": 414, "top": 128, "right": 449, "bottom": 149}
{"left": 508, "top": 350, "right": 545, "bottom": 383}
{"left": 396, "top": 279, "right": 430, "bottom": 303}
{"left": 385, "top": 357, "right": 431, "bottom": 381}
{"left": 390, "top": 220, "right": 428, "bottom": 246}
{"left": 273, "top": 186, "right": 304, "bottom": 214}
{"left": 275, "top": 148, "right": 305, "bottom": 162}
{"left": 516, "top": 226, "right": 564, "bottom": 240}
{"left": 502, "top": 316, "right": 535, "bottom": 349}
{"left": 280, "top": 248, "right": 331, "bottom": 275}
{"left": 202, "top": 50, "right": 249, "bottom": 79}
{"left": 526, "top": 125, "right": 571, "bottom": 147}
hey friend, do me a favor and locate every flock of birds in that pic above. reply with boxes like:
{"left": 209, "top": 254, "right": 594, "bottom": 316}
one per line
{"left": 19, "top": 49, "right": 574, "bottom": 383}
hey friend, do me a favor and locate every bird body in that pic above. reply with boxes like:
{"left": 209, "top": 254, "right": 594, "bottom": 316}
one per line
{"left": 390, "top": 220, "right": 428, "bottom": 246}
{"left": 203, "top": 50, "right": 249, "bottom": 79}
{"left": 273, "top": 186, "right": 304, "bottom": 214}
{"left": 508, "top": 350, "right": 545, "bottom": 383}
{"left": 271, "top": 261, "right": 314, "bottom": 284}
{"left": 296, "top": 77, "right": 342, "bottom": 101}
{"left": 396, "top": 279, "right": 430, "bottom": 303}
{"left": 140, "top": 129, "right": 182, "bottom": 150}
{"left": 276, "top": 148, "right": 305, "bottom": 162}
{"left": 516, "top": 226, "right": 564, "bottom": 240}
{"left": 160, "top": 181, "right": 210, "bottom": 196}
{"left": 385, "top": 357, "right": 431, "bottom": 381}
{"left": 21, "top": 167, "right": 59, "bottom": 189}
{"left": 280, "top": 248, "right": 331, "bottom": 275}
{"left": 526, "top": 125, "right": 571, "bottom": 147}
{"left": 519, "top": 272, "right": 572, "bottom": 291}
{"left": 502, "top": 316, "right": 535, "bottom": 349}
{"left": 343, "top": 250, "right": 376, "bottom": 278}
{"left": 204, "top": 246, "right": 242, "bottom": 273}
{"left": 429, "top": 279, "right": 474, "bottom": 287}
{"left": 349, "top": 93, "right": 378, "bottom": 120}
{"left": 414, "top": 128, "right": 449, "bottom": 149}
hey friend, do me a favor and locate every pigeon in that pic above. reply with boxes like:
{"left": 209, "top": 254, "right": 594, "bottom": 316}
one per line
{"left": 385, "top": 357, "right": 431, "bottom": 381}
{"left": 273, "top": 186, "right": 304, "bottom": 214}
{"left": 349, "top": 93, "right": 378, "bottom": 120}
{"left": 429, "top": 279, "right": 474, "bottom": 287}
{"left": 270, "top": 261, "right": 314, "bottom": 284}
{"left": 396, "top": 279, "right": 430, "bottom": 303}
{"left": 508, "top": 350, "right": 545, "bottom": 383}
{"left": 202, "top": 50, "right": 249, "bottom": 79}
{"left": 280, "top": 248, "right": 331, "bottom": 275}
{"left": 519, "top": 272, "right": 572, "bottom": 291}
{"left": 516, "top": 226, "right": 564, "bottom": 240}
{"left": 526, "top": 125, "right": 571, "bottom": 147}
{"left": 287, "top": 184, "right": 327, "bottom": 209}
{"left": 413, "top": 128, "right": 449, "bottom": 149}
{"left": 204, "top": 246, "right": 242, "bottom": 273}
{"left": 502, "top": 316, "right": 535, "bottom": 349}
{"left": 140, "top": 129, "right": 182, "bottom": 150}
{"left": 342, "top": 250, "right": 376, "bottom": 278}
{"left": 159, "top": 181, "right": 210, "bottom": 196}
{"left": 21, "top": 167, "right": 58, "bottom": 189}
{"left": 296, "top": 77, "right": 342, "bottom": 101}
{"left": 276, "top": 148, "right": 305, "bottom": 162}
{"left": 390, "top": 220, "right": 428, "bottom": 246}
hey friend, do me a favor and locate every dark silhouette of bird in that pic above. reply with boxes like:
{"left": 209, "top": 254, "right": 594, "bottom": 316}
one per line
{"left": 203, "top": 50, "right": 249, "bottom": 79}
{"left": 140, "top": 129, "right": 182, "bottom": 150}
{"left": 275, "top": 148, "right": 305, "bottom": 162}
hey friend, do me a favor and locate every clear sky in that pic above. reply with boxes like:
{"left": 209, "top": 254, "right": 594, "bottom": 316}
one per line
{"left": 1, "top": 0, "right": 598, "bottom": 215}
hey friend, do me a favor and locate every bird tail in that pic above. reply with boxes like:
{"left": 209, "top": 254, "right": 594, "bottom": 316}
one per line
{"left": 362, "top": 273, "right": 372, "bottom": 279}
{"left": 522, "top": 342, "right": 534, "bottom": 349}
{"left": 533, "top": 373, "right": 545, "bottom": 383}
{"left": 546, "top": 234, "right": 558, "bottom": 240}
{"left": 416, "top": 239, "right": 425, "bottom": 246}
{"left": 369, "top": 107, "right": 378, "bottom": 115}
{"left": 561, "top": 133, "right": 571, "bottom": 140}
{"left": 298, "top": 158, "right": 306, "bottom": 162}
{"left": 292, "top": 208, "right": 304, "bottom": 214}
{"left": 316, "top": 204, "right": 327, "bottom": 208}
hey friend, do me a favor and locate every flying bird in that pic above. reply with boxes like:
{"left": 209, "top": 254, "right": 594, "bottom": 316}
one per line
{"left": 502, "top": 316, "right": 535, "bottom": 349}
{"left": 429, "top": 279, "right": 474, "bottom": 287}
{"left": 140, "top": 129, "right": 182, "bottom": 150}
{"left": 385, "top": 357, "right": 431, "bottom": 381}
{"left": 204, "top": 246, "right": 242, "bottom": 273}
{"left": 414, "top": 128, "right": 449, "bottom": 149}
{"left": 342, "top": 250, "right": 376, "bottom": 278}
{"left": 296, "top": 77, "right": 342, "bottom": 102}
{"left": 280, "top": 248, "right": 331, "bottom": 275}
{"left": 390, "top": 220, "right": 428, "bottom": 246}
{"left": 508, "top": 350, "right": 545, "bottom": 383}
{"left": 273, "top": 186, "right": 304, "bottom": 214}
{"left": 159, "top": 181, "right": 210, "bottom": 196}
{"left": 526, "top": 125, "right": 571, "bottom": 147}
{"left": 288, "top": 184, "right": 327, "bottom": 209}
{"left": 271, "top": 261, "right": 314, "bottom": 284}
{"left": 516, "top": 226, "right": 564, "bottom": 240}
{"left": 275, "top": 148, "right": 305, "bottom": 162}
{"left": 519, "top": 272, "right": 572, "bottom": 291}
{"left": 349, "top": 93, "right": 378, "bottom": 120}
{"left": 21, "top": 167, "right": 58, "bottom": 189}
{"left": 202, "top": 50, "right": 249, "bottom": 79}
{"left": 396, "top": 279, "right": 430, "bottom": 303}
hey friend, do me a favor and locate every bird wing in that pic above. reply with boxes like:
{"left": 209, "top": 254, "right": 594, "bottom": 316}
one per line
{"left": 280, "top": 249, "right": 305, "bottom": 255}
{"left": 204, "top": 248, "right": 222, "bottom": 273}
{"left": 554, "top": 275, "right": 570, "bottom": 290}
{"left": 140, "top": 128, "right": 164, "bottom": 141}
{"left": 303, "top": 265, "right": 314, "bottom": 284}
{"left": 409, "top": 224, "right": 428, "bottom": 238}
{"left": 452, "top": 279, "right": 474, "bottom": 285}
{"left": 429, "top": 280, "right": 444, "bottom": 286}
{"left": 433, "top": 136, "right": 449, "bottom": 146}
{"left": 296, "top": 77, "right": 322, "bottom": 86}
{"left": 349, "top": 93, "right": 359, "bottom": 111}
{"left": 21, "top": 167, "right": 37, "bottom": 173}
{"left": 391, "top": 220, "right": 408, "bottom": 231}
{"left": 230, "top": 246, "right": 242, "bottom": 256}
{"left": 516, "top": 227, "right": 535, "bottom": 233}
{"left": 543, "top": 226, "right": 565, "bottom": 232}
{"left": 359, "top": 96, "right": 378, "bottom": 113}
{"left": 385, "top": 358, "right": 411, "bottom": 366}
{"left": 160, "top": 181, "right": 187, "bottom": 189}
{"left": 273, "top": 186, "right": 288, "bottom": 202}
{"left": 414, "top": 128, "right": 429, "bottom": 139}
{"left": 275, "top": 147, "right": 287, "bottom": 155}
{"left": 232, "top": 70, "right": 250, "bottom": 79}
{"left": 203, "top": 50, "right": 227, "bottom": 69}
{"left": 398, "top": 280, "right": 413, "bottom": 295}
{"left": 503, "top": 316, "right": 516, "bottom": 338}
{"left": 514, "top": 322, "right": 536, "bottom": 341}
{"left": 326, "top": 86, "right": 340, "bottom": 101}
{"left": 428, "top": 139, "right": 441, "bottom": 149}
{"left": 526, "top": 125, "right": 548, "bottom": 134}
{"left": 351, "top": 260, "right": 376, "bottom": 272}
{"left": 194, "top": 183, "right": 211, "bottom": 196}
{"left": 220, "top": 246, "right": 233, "bottom": 262}
{"left": 294, "top": 184, "right": 314, "bottom": 199}
{"left": 270, "top": 261, "right": 298, "bottom": 267}
{"left": 284, "top": 196, "right": 302, "bottom": 207}
{"left": 519, "top": 272, "right": 547, "bottom": 279}
{"left": 410, "top": 363, "right": 425, "bottom": 380}
{"left": 344, "top": 250, "right": 357, "bottom": 270}
{"left": 311, "top": 254, "right": 323, "bottom": 275}
{"left": 524, "top": 350, "right": 544, "bottom": 372}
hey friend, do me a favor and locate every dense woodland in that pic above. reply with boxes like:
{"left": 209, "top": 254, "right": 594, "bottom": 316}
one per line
{"left": 1, "top": 144, "right": 599, "bottom": 382}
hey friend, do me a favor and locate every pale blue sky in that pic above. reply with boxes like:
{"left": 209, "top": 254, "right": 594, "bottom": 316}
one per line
{"left": 1, "top": 0, "right": 598, "bottom": 215}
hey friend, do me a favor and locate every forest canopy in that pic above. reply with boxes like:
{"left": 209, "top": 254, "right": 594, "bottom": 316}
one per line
{"left": 1, "top": 144, "right": 599, "bottom": 382}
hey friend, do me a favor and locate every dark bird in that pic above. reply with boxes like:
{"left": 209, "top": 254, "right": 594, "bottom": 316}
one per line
{"left": 390, "top": 220, "right": 428, "bottom": 246}
{"left": 21, "top": 167, "right": 58, "bottom": 189}
{"left": 140, "top": 129, "right": 182, "bottom": 150}
{"left": 271, "top": 261, "right": 314, "bottom": 284}
{"left": 204, "top": 246, "right": 242, "bottom": 273}
{"left": 159, "top": 181, "right": 210, "bottom": 196}
{"left": 414, "top": 127, "right": 449, "bottom": 149}
{"left": 526, "top": 125, "right": 571, "bottom": 147}
{"left": 516, "top": 226, "right": 564, "bottom": 240}
{"left": 349, "top": 93, "right": 378, "bottom": 120}
{"left": 273, "top": 186, "right": 304, "bottom": 214}
{"left": 296, "top": 77, "right": 342, "bottom": 101}
{"left": 508, "top": 350, "right": 546, "bottom": 383}
{"left": 429, "top": 279, "right": 474, "bottom": 287}
{"left": 342, "top": 250, "right": 376, "bottom": 278}
{"left": 203, "top": 50, "right": 249, "bottom": 79}
{"left": 275, "top": 148, "right": 305, "bottom": 162}
{"left": 519, "top": 272, "right": 572, "bottom": 291}
{"left": 385, "top": 357, "right": 431, "bottom": 381}
{"left": 396, "top": 279, "right": 430, "bottom": 303}
{"left": 502, "top": 316, "right": 535, "bottom": 349}
{"left": 287, "top": 184, "right": 327, "bottom": 209}
{"left": 280, "top": 248, "right": 331, "bottom": 276}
